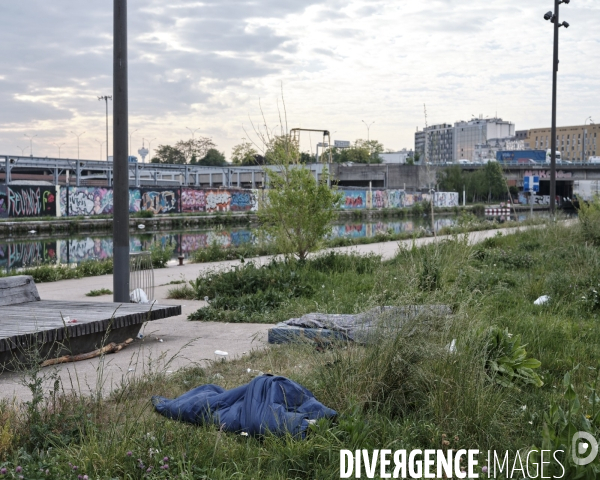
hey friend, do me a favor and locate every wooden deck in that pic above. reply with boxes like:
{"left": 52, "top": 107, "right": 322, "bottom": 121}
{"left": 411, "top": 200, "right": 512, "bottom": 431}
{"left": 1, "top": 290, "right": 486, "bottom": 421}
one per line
{"left": 0, "top": 275, "right": 182, "bottom": 368}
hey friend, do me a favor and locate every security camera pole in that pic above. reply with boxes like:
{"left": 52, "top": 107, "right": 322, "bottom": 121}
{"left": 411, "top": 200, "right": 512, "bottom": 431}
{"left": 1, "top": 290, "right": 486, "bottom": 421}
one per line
{"left": 113, "top": 0, "right": 130, "bottom": 302}
{"left": 544, "top": 0, "right": 570, "bottom": 215}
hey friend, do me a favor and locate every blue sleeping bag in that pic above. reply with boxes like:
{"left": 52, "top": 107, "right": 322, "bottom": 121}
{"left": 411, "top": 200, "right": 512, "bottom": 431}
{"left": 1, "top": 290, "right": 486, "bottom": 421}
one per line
{"left": 152, "top": 375, "right": 336, "bottom": 438}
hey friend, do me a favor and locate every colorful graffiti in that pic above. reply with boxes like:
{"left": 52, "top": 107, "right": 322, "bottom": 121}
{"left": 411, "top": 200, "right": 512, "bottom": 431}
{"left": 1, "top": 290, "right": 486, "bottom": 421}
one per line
{"left": 230, "top": 190, "right": 257, "bottom": 212}
{"left": 370, "top": 190, "right": 388, "bottom": 209}
{"left": 433, "top": 192, "right": 459, "bottom": 208}
{"left": 62, "top": 187, "right": 114, "bottom": 216}
{"left": 181, "top": 188, "right": 206, "bottom": 213}
{"left": 342, "top": 190, "right": 367, "bottom": 209}
{"left": 0, "top": 186, "right": 7, "bottom": 219}
{"left": 140, "top": 189, "right": 179, "bottom": 214}
{"left": 387, "top": 190, "right": 404, "bottom": 208}
{"left": 7, "top": 186, "right": 56, "bottom": 217}
{"left": 206, "top": 190, "right": 232, "bottom": 212}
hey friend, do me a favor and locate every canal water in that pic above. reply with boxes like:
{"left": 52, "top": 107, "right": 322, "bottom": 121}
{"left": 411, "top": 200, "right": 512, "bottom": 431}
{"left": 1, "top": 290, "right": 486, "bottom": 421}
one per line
{"left": 0, "top": 213, "right": 538, "bottom": 271}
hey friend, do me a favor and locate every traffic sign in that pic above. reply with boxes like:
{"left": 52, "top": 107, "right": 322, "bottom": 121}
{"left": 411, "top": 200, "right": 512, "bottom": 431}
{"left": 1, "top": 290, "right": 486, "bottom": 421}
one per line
{"left": 524, "top": 176, "right": 540, "bottom": 192}
{"left": 334, "top": 140, "right": 351, "bottom": 148}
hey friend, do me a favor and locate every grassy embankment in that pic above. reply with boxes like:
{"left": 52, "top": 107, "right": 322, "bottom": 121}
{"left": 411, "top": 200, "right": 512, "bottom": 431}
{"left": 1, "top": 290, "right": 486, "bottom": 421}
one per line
{"left": 1, "top": 214, "right": 599, "bottom": 478}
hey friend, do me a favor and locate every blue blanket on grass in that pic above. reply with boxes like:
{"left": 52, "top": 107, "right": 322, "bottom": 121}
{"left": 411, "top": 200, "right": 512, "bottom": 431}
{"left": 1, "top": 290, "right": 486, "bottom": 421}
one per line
{"left": 152, "top": 375, "right": 336, "bottom": 438}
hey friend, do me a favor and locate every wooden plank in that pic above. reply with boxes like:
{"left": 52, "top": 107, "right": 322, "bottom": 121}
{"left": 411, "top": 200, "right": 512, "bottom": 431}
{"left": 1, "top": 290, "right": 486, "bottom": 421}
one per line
{"left": 0, "top": 302, "right": 181, "bottom": 353}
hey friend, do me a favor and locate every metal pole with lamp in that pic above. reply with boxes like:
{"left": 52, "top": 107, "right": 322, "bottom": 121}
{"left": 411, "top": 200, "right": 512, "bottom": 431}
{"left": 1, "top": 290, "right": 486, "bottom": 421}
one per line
{"left": 361, "top": 120, "right": 374, "bottom": 164}
{"left": 113, "top": 0, "right": 130, "bottom": 302}
{"left": 24, "top": 133, "right": 37, "bottom": 157}
{"left": 544, "top": 1, "right": 570, "bottom": 215}
{"left": 71, "top": 131, "right": 85, "bottom": 160}
{"left": 128, "top": 128, "right": 138, "bottom": 157}
{"left": 98, "top": 96, "right": 112, "bottom": 160}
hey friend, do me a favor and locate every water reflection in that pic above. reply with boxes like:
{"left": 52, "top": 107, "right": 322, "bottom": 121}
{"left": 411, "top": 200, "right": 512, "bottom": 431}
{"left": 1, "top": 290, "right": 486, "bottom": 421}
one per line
{"left": 0, "top": 214, "right": 534, "bottom": 271}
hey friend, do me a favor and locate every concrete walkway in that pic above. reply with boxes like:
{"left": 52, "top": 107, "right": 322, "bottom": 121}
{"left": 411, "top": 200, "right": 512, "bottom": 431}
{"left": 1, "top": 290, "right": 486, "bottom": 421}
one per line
{"left": 0, "top": 224, "right": 534, "bottom": 402}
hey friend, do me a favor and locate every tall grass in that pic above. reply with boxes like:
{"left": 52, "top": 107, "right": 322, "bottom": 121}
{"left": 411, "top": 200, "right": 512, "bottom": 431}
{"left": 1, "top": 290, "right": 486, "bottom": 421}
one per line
{"left": 2, "top": 219, "right": 600, "bottom": 477}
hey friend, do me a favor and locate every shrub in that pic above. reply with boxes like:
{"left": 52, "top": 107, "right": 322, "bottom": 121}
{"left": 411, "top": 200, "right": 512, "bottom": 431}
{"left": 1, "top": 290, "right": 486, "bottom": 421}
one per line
{"left": 577, "top": 195, "right": 600, "bottom": 245}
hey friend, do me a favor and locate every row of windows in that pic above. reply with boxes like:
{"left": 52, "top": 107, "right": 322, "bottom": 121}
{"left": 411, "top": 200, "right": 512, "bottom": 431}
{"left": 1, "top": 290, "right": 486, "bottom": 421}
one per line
{"left": 535, "top": 133, "right": 597, "bottom": 140}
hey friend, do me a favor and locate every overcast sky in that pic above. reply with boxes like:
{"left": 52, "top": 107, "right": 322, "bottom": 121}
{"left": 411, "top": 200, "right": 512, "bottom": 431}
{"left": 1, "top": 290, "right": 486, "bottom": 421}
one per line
{"left": 1, "top": 0, "right": 599, "bottom": 161}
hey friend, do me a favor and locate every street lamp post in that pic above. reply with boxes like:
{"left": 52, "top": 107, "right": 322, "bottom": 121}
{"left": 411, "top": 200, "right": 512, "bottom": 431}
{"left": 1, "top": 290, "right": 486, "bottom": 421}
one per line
{"left": 584, "top": 116, "right": 593, "bottom": 164}
{"left": 113, "top": 0, "right": 130, "bottom": 303}
{"left": 53, "top": 142, "right": 66, "bottom": 158}
{"left": 17, "top": 145, "right": 29, "bottom": 156}
{"left": 146, "top": 137, "right": 156, "bottom": 163}
{"left": 95, "top": 139, "right": 106, "bottom": 160}
{"left": 186, "top": 127, "right": 201, "bottom": 139}
{"left": 71, "top": 131, "right": 86, "bottom": 160}
{"left": 98, "top": 95, "right": 112, "bottom": 160}
{"left": 362, "top": 120, "right": 375, "bottom": 164}
{"left": 24, "top": 133, "right": 37, "bottom": 157}
{"left": 129, "top": 128, "right": 138, "bottom": 157}
{"left": 544, "top": 0, "right": 570, "bottom": 215}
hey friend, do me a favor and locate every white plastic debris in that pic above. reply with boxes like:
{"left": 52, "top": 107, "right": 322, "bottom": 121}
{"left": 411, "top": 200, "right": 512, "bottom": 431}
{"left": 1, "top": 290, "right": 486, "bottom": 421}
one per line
{"left": 212, "top": 373, "right": 224, "bottom": 380}
{"left": 247, "top": 368, "right": 265, "bottom": 377}
{"left": 138, "top": 224, "right": 145, "bottom": 229}
{"left": 534, "top": 295, "right": 550, "bottom": 306}
{"left": 445, "top": 339, "right": 457, "bottom": 354}
{"left": 214, "top": 350, "right": 228, "bottom": 356}
{"left": 130, "top": 288, "right": 149, "bottom": 304}
{"left": 28, "top": 230, "right": 37, "bottom": 234}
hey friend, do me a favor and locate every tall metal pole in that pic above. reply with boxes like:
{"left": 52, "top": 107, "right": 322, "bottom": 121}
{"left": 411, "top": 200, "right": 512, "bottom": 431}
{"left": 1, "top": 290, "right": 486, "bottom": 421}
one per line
{"left": 549, "top": 0, "right": 559, "bottom": 215}
{"left": 113, "top": 0, "right": 130, "bottom": 303}
{"left": 71, "top": 131, "right": 85, "bottom": 160}
{"left": 98, "top": 96, "right": 112, "bottom": 160}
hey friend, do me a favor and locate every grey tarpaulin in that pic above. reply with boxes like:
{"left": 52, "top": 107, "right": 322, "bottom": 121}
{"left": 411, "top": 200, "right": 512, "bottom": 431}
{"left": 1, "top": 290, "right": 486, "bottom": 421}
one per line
{"left": 268, "top": 305, "right": 452, "bottom": 344}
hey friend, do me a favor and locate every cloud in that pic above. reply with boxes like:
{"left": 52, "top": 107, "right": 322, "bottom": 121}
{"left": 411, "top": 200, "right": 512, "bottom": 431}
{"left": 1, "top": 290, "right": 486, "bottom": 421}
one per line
{"left": 0, "top": 0, "right": 599, "bottom": 160}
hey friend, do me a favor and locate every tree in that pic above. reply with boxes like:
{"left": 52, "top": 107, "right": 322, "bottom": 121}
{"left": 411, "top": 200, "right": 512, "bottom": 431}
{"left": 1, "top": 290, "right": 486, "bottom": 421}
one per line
{"left": 406, "top": 151, "right": 421, "bottom": 164}
{"left": 175, "top": 137, "right": 216, "bottom": 164}
{"left": 150, "top": 145, "right": 186, "bottom": 164}
{"left": 355, "top": 139, "right": 384, "bottom": 162}
{"left": 258, "top": 166, "right": 342, "bottom": 260}
{"left": 326, "top": 139, "right": 384, "bottom": 164}
{"left": 196, "top": 148, "right": 227, "bottom": 166}
{"left": 264, "top": 135, "right": 300, "bottom": 165}
{"left": 483, "top": 161, "right": 506, "bottom": 200}
{"left": 231, "top": 141, "right": 258, "bottom": 165}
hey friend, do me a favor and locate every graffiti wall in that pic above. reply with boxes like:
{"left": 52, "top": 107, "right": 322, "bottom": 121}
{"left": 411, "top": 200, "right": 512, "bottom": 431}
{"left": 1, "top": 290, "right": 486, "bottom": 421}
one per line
{"left": 140, "top": 188, "right": 180, "bottom": 214}
{"left": 387, "top": 190, "right": 404, "bottom": 208}
{"left": 0, "top": 186, "right": 7, "bottom": 219}
{"left": 181, "top": 188, "right": 206, "bottom": 213}
{"left": 342, "top": 190, "right": 367, "bottom": 209}
{"left": 61, "top": 187, "right": 114, "bottom": 216}
{"left": 230, "top": 190, "right": 258, "bottom": 212}
{"left": 369, "top": 190, "right": 388, "bottom": 209}
{"left": 433, "top": 192, "right": 459, "bottom": 208}
{"left": 6, "top": 186, "right": 57, "bottom": 217}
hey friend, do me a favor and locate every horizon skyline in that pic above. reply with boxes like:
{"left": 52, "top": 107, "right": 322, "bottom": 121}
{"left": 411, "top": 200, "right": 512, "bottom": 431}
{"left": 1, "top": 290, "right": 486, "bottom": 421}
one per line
{"left": 1, "top": 1, "right": 599, "bottom": 162}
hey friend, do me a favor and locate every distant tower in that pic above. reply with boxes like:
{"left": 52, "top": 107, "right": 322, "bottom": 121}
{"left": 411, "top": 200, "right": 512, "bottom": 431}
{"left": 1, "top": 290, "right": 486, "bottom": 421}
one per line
{"left": 138, "top": 138, "right": 149, "bottom": 163}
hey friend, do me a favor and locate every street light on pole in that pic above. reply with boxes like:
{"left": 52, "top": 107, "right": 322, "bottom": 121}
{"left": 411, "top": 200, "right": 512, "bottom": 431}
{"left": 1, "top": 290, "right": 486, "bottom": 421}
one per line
{"left": 584, "top": 116, "right": 593, "bottom": 164}
{"left": 98, "top": 95, "right": 112, "bottom": 160}
{"left": 52, "top": 142, "right": 66, "bottom": 158}
{"left": 129, "top": 128, "right": 138, "bottom": 157}
{"left": 95, "top": 139, "right": 106, "bottom": 161}
{"left": 17, "top": 145, "right": 29, "bottom": 156}
{"left": 544, "top": 0, "right": 570, "bottom": 215}
{"left": 24, "top": 133, "right": 37, "bottom": 157}
{"left": 362, "top": 120, "right": 375, "bottom": 164}
{"left": 186, "top": 127, "right": 201, "bottom": 139}
{"left": 146, "top": 137, "right": 156, "bottom": 163}
{"left": 71, "top": 131, "right": 85, "bottom": 160}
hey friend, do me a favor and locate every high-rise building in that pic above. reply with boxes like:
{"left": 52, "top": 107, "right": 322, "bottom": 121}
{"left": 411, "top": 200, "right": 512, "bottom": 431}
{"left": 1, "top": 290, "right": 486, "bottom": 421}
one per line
{"left": 424, "top": 123, "right": 454, "bottom": 164}
{"left": 415, "top": 128, "right": 426, "bottom": 160}
{"left": 526, "top": 124, "right": 599, "bottom": 162}
{"left": 454, "top": 117, "right": 515, "bottom": 162}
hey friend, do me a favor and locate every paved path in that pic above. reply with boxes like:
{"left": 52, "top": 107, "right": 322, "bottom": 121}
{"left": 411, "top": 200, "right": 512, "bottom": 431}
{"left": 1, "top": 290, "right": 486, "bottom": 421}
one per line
{"left": 0, "top": 224, "right": 537, "bottom": 402}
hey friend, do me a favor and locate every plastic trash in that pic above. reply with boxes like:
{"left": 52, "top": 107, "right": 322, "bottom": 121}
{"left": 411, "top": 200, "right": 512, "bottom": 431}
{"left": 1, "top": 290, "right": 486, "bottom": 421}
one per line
{"left": 534, "top": 295, "right": 550, "bottom": 306}
{"left": 28, "top": 230, "right": 36, "bottom": 234}
{"left": 445, "top": 339, "right": 457, "bottom": 354}
{"left": 138, "top": 224, "right": 145, "bottom": 229}
{"left": 247, "top": 368, "right": 265, "bottom": 377}
{"left": 214, "top": 350, "right": 228, "bottom": 356}
{"left": 130, "top": 288, "right": 149, "bottom": 304}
